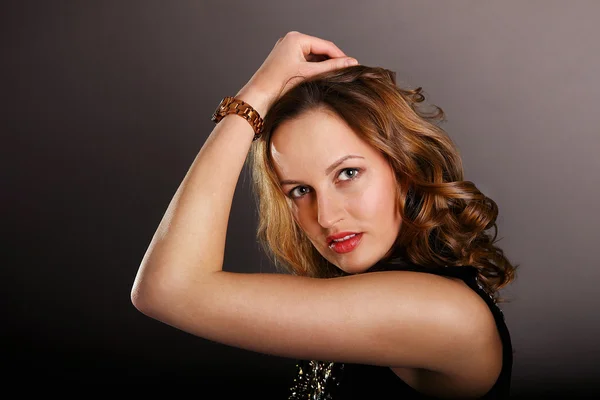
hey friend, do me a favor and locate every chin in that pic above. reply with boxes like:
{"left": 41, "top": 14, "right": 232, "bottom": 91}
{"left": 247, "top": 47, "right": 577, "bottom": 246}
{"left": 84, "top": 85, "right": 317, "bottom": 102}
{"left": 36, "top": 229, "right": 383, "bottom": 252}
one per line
{"left": 331, "top": 255, "right": 378, "bottom": 275}
{"left": 341, "top": 267, "right": 369, "bottom": 275}
{"left": 315, "top": 241, "right": 380, "bottom": 275}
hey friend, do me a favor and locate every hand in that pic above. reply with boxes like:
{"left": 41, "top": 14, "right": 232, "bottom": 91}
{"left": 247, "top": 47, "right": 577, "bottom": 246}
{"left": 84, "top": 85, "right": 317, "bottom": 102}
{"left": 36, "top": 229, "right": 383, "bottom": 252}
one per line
{"left": 236, "top": 31, "right": 358, "bottom": 116}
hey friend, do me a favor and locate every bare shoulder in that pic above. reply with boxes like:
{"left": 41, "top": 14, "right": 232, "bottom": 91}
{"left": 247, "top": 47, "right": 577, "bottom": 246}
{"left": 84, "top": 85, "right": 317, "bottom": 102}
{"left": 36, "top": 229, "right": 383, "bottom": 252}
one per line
{"left": 390, "top": 273, "right": 504, "bottom": 398}
{"left": 133, "top": 268, "right": 502, "bottom": 398}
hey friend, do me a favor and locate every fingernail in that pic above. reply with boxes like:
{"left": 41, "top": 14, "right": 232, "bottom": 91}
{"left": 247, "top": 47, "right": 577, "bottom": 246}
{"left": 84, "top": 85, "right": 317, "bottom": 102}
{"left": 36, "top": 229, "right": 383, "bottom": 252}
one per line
{"left": 346, "top": 58, "right": 359, "bottom": 66}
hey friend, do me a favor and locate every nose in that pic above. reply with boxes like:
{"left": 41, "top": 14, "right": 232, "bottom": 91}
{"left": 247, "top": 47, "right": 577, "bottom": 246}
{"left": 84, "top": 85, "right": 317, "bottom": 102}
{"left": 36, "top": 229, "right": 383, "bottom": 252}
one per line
{"left": 316, "top": 192, "right": 344, "bottom": 229}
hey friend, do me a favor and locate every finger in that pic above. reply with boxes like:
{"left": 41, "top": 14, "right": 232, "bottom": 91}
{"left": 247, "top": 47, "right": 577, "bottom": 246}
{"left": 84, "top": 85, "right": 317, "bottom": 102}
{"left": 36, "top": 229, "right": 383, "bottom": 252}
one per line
{"left": 311, "top": 57, "right": 359, "bottom": 75}
{"left": 298, "top": 34, "right": 347, "bottom": 59}
{"left": 306, "top": 53, "right": 329, "bottom": 62}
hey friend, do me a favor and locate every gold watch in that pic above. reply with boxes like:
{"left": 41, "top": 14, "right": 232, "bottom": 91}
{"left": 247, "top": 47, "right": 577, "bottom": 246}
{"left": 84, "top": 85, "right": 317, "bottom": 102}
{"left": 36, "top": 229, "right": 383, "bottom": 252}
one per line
{"left": 211, "top": 96, "right": 264, "bottom": 140}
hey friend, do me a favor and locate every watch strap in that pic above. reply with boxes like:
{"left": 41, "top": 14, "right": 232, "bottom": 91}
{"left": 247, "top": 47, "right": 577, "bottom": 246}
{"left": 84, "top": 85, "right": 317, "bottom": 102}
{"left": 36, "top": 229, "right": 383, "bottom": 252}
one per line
{"left": 211, "top": 96, "right": 264, "bottom": 140}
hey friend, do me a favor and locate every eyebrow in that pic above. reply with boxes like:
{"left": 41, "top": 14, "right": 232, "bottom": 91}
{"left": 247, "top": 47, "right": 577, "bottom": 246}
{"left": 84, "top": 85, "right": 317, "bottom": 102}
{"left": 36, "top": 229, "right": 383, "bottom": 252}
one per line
{"left": 279, "top": 155, "right": 365, "bottom": 186}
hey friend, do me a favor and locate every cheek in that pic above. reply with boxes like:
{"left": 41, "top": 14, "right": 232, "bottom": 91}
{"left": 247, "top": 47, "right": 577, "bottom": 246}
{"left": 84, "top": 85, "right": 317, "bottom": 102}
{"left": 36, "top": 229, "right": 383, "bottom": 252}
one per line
{"left": 351, "top": 180, "right": 394, "bottom": 219}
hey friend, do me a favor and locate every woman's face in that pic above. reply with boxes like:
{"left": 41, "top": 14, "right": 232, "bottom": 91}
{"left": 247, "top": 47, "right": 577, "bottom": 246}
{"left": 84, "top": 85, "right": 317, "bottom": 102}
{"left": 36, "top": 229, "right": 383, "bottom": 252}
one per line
{"left": 270, "top": 108, "right": 402, "bottom": 274}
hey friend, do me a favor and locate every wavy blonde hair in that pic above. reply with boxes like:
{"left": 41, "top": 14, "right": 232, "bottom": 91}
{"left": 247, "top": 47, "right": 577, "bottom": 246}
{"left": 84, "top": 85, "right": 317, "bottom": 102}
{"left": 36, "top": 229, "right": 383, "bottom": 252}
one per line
{"left": 246, "top": 65, "right": 518, "bottom": 301}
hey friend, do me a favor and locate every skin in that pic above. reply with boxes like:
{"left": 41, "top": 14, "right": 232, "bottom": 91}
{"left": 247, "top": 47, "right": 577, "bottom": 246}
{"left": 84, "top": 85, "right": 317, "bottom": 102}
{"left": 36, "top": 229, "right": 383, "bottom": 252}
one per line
{"left": 270, "top": 107, "right": 402, "bottom": 274}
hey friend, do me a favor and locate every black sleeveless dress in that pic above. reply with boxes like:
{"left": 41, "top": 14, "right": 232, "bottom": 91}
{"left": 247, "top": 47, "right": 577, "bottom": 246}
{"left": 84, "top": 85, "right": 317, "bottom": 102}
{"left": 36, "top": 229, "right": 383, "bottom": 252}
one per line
{"left": 287, "top": 258, "right": 513, "bottom": 399}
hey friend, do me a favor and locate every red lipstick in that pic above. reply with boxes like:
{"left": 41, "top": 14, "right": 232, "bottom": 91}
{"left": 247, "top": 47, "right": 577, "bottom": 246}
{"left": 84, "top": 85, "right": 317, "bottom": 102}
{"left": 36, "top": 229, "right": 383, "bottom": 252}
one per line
{"left": 327, "top": 232, "right": 363, "bottom": 254}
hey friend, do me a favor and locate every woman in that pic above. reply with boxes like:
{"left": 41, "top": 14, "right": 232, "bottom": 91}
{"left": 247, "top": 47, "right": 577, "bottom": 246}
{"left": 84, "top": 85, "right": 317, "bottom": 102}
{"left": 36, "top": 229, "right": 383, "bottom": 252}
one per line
{"left": 131, "top": 31, "right": 517, "bottom": 399}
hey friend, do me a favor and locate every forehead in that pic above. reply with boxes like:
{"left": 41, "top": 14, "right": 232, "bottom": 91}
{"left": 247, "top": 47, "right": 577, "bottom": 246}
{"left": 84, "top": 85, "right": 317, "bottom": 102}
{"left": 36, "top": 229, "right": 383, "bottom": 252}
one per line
{"left": 269, "top": 109, "right": 376, "bottom": 175}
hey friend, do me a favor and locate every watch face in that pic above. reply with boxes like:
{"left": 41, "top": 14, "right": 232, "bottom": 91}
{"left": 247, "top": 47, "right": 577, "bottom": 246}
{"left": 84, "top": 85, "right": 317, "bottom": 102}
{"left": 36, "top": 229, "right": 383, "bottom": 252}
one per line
{"left": 215, "top": 97, "right": 233, "bottom": 115}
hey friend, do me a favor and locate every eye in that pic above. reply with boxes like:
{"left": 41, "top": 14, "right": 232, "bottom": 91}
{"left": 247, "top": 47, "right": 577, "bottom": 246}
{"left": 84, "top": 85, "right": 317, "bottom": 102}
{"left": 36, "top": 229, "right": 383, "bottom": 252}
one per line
{"left": 338, "top": 167, "right": 361, "bottom": 181}
{"left": 288, "top": 185, "right": 310, "bottom": 199}
{"left": 287, "top": 168, "right": 362, "bottom": 199}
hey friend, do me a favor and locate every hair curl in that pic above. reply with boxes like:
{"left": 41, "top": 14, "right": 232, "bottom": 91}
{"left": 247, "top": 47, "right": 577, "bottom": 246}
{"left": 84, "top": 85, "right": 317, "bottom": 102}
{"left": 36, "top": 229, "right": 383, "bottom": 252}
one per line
{"left": 246, "top": 65, "right": 518, "bottom": 302}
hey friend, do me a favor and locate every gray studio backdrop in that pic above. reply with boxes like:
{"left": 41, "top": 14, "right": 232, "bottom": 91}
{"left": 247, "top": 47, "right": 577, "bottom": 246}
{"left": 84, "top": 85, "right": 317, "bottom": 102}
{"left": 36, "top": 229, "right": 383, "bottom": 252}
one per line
{"left": 5, "top": 0, "right": 599, "bottom": 396}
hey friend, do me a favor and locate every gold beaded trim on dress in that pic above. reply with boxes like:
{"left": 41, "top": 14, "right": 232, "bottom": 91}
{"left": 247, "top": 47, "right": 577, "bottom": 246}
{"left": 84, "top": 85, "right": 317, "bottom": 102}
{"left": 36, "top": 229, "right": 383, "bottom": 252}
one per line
{"left": 288, "top": 360, "right": 344, "bottom": 399}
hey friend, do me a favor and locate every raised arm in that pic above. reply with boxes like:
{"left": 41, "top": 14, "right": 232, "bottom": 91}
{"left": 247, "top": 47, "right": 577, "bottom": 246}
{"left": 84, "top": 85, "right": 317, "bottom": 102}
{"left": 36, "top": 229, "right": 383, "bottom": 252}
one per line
{"left": 130, "top": 32, "right": 502, "bottom": 398}
{"left": 130, "top": 30, "right": 355, "bottom": 306}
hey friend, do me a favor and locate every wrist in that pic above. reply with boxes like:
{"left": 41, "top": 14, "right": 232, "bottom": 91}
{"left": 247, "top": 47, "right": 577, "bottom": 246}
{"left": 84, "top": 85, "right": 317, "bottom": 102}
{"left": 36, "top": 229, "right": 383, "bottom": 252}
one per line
{"left": 235, "top": 86, "right": 275, "bottom": 118}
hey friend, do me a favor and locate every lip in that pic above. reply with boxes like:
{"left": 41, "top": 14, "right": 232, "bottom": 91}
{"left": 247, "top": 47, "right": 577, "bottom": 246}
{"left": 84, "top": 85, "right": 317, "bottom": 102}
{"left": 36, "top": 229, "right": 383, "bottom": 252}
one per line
{"left": 328, "top": 232, "right": 363, "bottom": 254}
{"left": 326, "top": 231, "right": 361, "bottom": 245}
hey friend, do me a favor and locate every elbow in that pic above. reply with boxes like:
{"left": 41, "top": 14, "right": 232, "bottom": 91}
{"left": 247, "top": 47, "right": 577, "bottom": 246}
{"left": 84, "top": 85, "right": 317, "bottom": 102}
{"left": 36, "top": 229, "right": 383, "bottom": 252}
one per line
{"left": 130, "top": 279, "right": 155, "bottom": 316}
{"left": 130, "top": 259, "right": 164, "bottom": 314}
{"left": 130, "top": 268, "right": 187, "bottom": 317}
{"left": 130, "top": 270, "right": 167, "bottom": 316}
{"left": 130, "top": 281, "right": 146, "bottom": 313}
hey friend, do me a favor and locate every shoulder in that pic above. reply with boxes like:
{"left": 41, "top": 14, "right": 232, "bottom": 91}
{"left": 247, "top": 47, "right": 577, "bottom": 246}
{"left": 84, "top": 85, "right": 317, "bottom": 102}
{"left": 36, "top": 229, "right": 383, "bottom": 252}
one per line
{"left": 360, "top": 270, "right": 503, "bottom": 397}
{"left": 340, "top": 269, "right": 502, "bottom": 368}
{"left": 383, "top": 270, "right": 504, "bottom": 397}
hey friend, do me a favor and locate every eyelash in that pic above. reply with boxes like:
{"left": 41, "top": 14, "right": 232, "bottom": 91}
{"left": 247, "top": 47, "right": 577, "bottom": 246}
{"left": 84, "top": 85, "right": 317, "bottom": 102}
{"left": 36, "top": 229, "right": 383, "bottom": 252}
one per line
{"left": 287, "top": 168, "right": 362, "bottom": 199}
